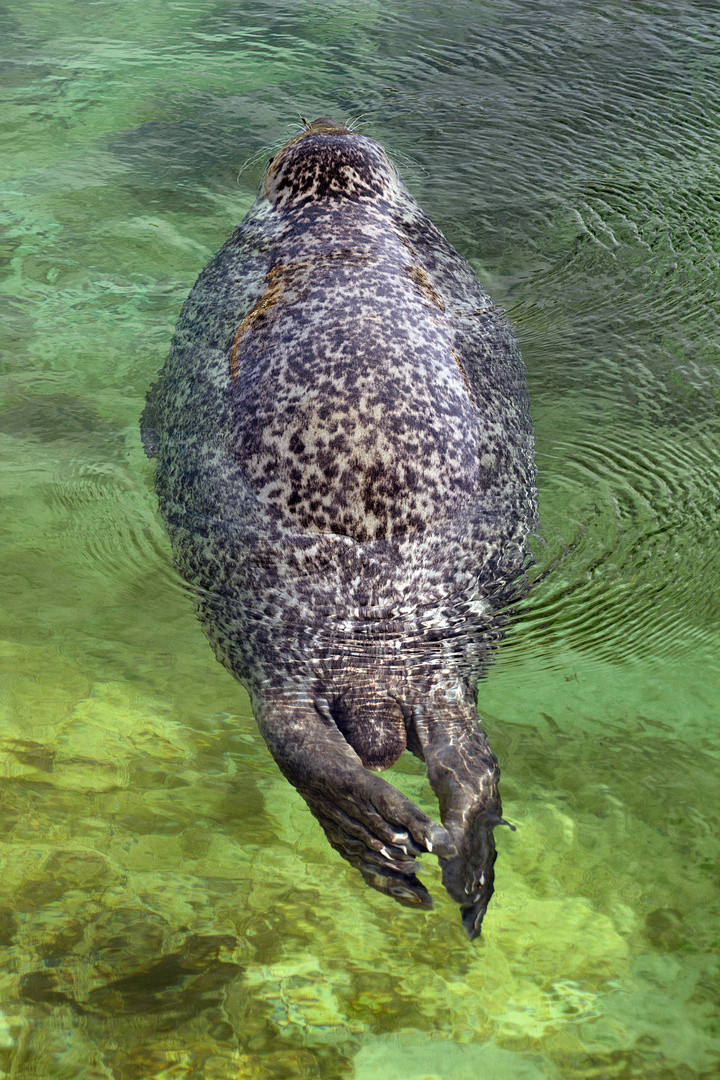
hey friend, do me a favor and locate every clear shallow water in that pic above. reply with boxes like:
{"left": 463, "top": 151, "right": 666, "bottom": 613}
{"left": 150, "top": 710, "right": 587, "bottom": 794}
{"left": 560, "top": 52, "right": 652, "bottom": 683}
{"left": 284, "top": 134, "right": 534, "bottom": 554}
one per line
{"left": 1, "top": 1, "right": 719, "bottom": 1077}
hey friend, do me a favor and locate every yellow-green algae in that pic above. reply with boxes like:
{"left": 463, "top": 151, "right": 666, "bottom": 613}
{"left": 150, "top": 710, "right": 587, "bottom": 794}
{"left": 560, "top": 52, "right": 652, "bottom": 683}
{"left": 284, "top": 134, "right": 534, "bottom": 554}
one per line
{"left": 2, "top": 635, "right": 719, "bottom": 1077}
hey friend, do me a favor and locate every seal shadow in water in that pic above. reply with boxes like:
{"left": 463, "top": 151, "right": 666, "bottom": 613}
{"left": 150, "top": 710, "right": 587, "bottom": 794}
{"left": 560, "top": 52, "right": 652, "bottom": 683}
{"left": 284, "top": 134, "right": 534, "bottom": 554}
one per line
{"left": 141, "top": 118, "right": 537, "bottom": 939}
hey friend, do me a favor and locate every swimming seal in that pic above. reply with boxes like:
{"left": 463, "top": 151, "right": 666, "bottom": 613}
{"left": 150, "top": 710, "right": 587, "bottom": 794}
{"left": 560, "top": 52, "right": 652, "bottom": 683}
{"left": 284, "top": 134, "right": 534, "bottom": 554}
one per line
{"left": 142, "top": 118, "right": 537, "bottom": 938}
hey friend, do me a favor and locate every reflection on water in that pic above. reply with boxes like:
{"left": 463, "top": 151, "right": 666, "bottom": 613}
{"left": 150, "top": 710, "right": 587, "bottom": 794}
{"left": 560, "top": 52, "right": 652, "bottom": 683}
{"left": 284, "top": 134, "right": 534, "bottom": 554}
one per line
{"left": 1, "top": 1, "right": 719, "bottom": 1077}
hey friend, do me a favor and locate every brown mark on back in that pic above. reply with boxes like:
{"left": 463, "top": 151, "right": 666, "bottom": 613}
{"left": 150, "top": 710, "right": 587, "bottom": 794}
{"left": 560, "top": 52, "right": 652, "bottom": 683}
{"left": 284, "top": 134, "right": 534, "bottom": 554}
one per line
{"left": 404, "top": 261, "right": 445, "bottom": 313}
{"left": 449, "top": 343, "right": 476, "bottom": 408}
{"left": 404, "top": 261, "right": 477, "bottom": 408}
{"left": 229, "top": 264, "right": 292, "bottom": 386}
{"left": 230, "top": 249, "right": 376, "bottom": 384}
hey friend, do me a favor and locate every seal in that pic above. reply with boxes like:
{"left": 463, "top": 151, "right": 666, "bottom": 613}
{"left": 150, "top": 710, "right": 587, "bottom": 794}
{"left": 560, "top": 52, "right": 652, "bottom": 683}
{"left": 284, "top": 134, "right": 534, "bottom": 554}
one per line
{"left": 142, "top": 118, "right": 537, "bottom": 938}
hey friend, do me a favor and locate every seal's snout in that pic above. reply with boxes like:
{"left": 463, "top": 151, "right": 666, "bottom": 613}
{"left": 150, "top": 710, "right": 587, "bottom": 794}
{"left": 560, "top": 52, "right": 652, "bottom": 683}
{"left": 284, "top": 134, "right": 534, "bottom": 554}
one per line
{"left": 301, "top": 117, "right": 354, "bottom": 136}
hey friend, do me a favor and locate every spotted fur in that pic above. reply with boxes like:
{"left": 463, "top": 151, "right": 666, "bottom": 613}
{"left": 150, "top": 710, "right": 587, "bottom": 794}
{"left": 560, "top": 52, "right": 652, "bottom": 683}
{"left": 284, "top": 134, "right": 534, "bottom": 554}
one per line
{"left": 142, "top": 119, "right": 537, "bottom": 936}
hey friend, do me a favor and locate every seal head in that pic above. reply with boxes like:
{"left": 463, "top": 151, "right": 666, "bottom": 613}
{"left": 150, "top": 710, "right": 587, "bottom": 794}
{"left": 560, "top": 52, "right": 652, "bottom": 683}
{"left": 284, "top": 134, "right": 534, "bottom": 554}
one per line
{"left": 265, "top": 118, "right": 399, "bottom": 207}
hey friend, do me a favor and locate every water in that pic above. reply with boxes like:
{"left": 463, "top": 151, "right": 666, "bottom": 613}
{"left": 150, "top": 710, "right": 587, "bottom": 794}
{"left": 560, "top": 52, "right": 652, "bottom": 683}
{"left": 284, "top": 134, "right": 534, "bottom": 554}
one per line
{"left": 1, "top": 1, "right": 719, "bottom": 1077}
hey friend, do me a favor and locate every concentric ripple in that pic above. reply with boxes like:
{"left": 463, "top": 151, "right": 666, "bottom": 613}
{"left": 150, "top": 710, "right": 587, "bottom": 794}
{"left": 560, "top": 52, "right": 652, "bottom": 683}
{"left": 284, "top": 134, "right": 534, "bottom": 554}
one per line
{"left": 509, "top": 420, "right": 720, "bottom": 668}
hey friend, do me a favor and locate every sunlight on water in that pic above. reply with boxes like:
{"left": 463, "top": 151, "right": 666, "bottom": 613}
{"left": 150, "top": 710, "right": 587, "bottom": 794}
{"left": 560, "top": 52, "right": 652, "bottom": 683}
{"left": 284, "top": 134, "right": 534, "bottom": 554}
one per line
{"left": 1, "top": 1, "right": 719, "bottom": 1077}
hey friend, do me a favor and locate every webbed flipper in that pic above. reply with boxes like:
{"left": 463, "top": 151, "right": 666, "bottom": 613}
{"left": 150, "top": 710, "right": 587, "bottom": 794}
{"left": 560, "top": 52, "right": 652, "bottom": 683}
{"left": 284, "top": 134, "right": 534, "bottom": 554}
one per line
{"left": 254, "top": 692, "right": 457, "bottom": 908}
{"left": 410, "top": 698, "right": 505, "bottom": 938}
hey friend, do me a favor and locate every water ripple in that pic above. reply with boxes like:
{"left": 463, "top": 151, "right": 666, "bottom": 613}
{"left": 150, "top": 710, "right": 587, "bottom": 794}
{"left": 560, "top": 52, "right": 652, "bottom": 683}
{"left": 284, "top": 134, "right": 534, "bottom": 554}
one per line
{"left": 512, "top": 422, "right": 720, "bottom": 666}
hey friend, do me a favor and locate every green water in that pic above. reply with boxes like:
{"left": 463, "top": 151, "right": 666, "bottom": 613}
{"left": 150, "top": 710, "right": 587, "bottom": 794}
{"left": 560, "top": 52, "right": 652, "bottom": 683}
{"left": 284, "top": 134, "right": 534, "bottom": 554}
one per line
{"left": 2, "top": 1, "right": 719, "bottom": 1077}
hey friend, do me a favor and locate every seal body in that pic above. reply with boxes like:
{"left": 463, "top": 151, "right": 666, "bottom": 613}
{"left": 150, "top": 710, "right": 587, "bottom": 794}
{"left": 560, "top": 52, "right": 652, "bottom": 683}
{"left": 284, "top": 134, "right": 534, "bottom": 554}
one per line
{"left": 143, "top": 119, "right": 537, "bottom": 937}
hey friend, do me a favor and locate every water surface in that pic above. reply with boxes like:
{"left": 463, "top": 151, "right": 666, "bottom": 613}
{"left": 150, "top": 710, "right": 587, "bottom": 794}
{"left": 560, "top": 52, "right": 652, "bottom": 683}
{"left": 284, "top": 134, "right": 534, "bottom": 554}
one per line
{"left": 1, "top": 1, "right": 719, "bottom": 1077}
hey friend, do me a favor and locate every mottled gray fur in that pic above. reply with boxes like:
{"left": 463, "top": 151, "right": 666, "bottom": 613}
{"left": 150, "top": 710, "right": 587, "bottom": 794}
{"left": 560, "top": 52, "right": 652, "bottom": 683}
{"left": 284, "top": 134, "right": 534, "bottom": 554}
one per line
{"left": 142, "top": 119, "right": 537, "bottom": 937}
